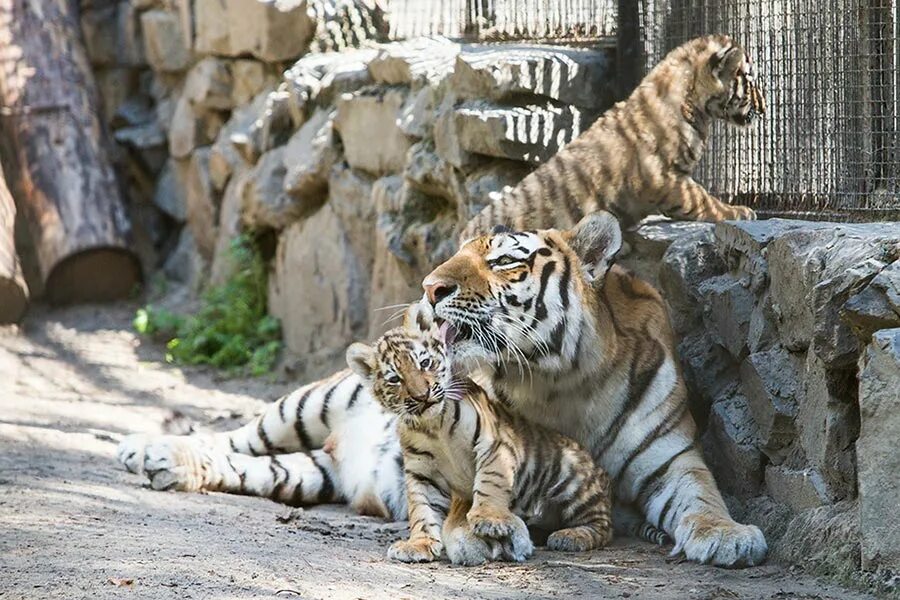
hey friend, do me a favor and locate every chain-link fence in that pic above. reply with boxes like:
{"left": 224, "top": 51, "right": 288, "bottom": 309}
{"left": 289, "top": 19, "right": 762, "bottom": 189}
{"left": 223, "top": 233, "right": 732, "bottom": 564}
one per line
{"left": 386, "top": 0, "right": 617, "bottom": 43}
{"left": 633, "top": 0, "right": 899, "bottom": 221}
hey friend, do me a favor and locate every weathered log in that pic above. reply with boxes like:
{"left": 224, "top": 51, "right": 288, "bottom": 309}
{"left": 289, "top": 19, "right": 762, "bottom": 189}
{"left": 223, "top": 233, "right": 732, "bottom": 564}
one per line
{"left": 0, "top": 162, "right": 27, "bottom": 322}
{"left": 0, "top": 0, "right": 141, "bottom": 304}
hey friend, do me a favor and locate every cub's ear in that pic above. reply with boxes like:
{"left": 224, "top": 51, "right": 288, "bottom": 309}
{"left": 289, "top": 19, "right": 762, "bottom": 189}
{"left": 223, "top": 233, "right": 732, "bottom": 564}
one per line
{"left": 567, "top": 211, "right": 622, "bottom": 283}
{"left": 710, "top": 44, "right": 744, "bottom": 81}
{"left": 346, "top": 343, "right": 377, "bottom": 382}
{"left": 403, "top": 300, "right": 435, "bottom": 332}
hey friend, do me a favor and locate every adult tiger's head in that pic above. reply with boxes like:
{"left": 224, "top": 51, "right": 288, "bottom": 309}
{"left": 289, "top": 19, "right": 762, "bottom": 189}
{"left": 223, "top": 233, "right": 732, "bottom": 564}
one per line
{"left": 347, "top": 303, "right": 460, "bottom": 423}
{"left": 692, "top": 35, "right": 766, "bottom": 127}
{"left": 422, "top": 212, "right": 622, "bottom": 373}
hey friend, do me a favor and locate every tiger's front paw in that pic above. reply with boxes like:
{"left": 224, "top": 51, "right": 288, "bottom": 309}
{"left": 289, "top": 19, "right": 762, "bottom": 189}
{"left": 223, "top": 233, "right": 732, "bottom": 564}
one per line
{"left": 467, "top": 505, "right": 518, "bottom": 539}
{"left": 729, "top": 205, "right": 757, "bottom": 220}
{"left": 496, "top": 513, "right": 533, "bottom": 562}
{"left": 387, "top": 538, "right": 441, "bottom": 563}
{"left": 673, "top": 514, "right": 767, "bottom": 568}
{"left": 443, "top": 524, "right": 500, "bottom": 566}
{"left": 141, "top": 436, "right": 210, "bottom": 492}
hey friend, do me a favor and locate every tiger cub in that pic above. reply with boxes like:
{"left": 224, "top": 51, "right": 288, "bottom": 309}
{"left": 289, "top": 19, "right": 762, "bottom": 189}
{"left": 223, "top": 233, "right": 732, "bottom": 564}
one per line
{"left": 460, "top": 34, "right": 766, "bottom": 240}
{"left": 346, "top": 302, "right": 614, "bottom": 566}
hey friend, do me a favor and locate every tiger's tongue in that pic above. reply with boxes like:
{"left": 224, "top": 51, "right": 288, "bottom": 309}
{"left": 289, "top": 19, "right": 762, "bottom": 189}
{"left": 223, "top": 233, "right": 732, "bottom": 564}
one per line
{"left": 438, "top": 322, "right": 457, "bottom": 345}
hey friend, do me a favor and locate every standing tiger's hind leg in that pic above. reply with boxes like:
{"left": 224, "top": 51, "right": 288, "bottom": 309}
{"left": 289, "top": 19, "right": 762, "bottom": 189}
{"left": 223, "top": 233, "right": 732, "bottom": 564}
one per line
{"left": 661, "top": 176, "right": 756, "bottom": 222}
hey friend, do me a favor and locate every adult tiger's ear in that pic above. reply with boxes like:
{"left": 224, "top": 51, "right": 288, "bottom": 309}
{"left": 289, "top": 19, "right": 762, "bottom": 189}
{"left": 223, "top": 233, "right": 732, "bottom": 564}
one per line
{"left": 346, "top": 343, "right": 377, "bottom": 382}
{"left": 710, "top": 44, "right": 744, "bottom": 81}
{"left": 567, "top": 211, "right": 622, "bottom": 284}
{"left": 403, "top": 300, "right": 435, "bottom": 333}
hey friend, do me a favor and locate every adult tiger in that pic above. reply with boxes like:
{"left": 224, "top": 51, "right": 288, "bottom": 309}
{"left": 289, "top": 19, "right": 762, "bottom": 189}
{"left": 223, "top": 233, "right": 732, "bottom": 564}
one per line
{"left": 460, "top": 34, "right": 765, "bottom": 238}
{"left": 117, "top": 211, "right": 766, "bottom": 567}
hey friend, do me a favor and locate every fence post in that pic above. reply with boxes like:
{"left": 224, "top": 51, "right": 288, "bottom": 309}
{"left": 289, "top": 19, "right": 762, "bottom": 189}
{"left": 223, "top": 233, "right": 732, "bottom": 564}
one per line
{"left": 616, "top": 0, "right": 645, "bottom": 100}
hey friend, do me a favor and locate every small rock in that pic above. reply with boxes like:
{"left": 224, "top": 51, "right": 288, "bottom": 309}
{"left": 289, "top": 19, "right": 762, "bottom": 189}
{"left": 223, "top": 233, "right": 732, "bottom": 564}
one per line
{"left": 677, "top": 330, "right": 740, "bottom": 427}
{"left": 282, "top": 48, "right": 377, "bottom": 121}
{"left": 241, "top": 146, "right": 311, "bottom": 230}
{"left": 398, "top": 86, "right": 437, "bottom": 139}
{"left": 451, "top": 44, "right": 615, "bottom": 110}
{"left": 141, "top": 9, "right": 191, "bottom": 73}
{"left": 748, "top": 290, "right": 780, "bottom": 353}
{"left": 81, "top": 3, "right": 145, "bottom": 67}
{"left": 432, "top": 95, "right": 479, "bottom": 171}
{"left": 210, "top": 170, "right": 247, "bottom": 286}
{"left": 153, "top": 159, "right": 189, "bottom": 222}
{"left": 194, "top": 0, "right": 231, "bottom": 55}
{"left": 659, "top": 227, "right": 724, "bottom": 336}
{"left": 185, "top": 147, "right": 218, "bottom": 260}
{"left": 282, "top": 108, "right": 338, "bottom": 208}
{"left": 698, "top": 275, "right": 755, "bottom": 361}
{"left": 702, "top": 392, "right": 763, "bottom": 498}
{"left": 230, "top": 86, "right": 293, "bottom": 164}
{"left": 403, "top": 140, "right": 461, "bottom": 203}
{"left": 857, "top": 327, "right": 900, "bottom": 571}
{"left": 183, "top": 58, "right": 234, "bottom": 111}
{"left": 798, "top": 350, "right": 858, "bottom": 500}
{"left": 335, "top": 87, "right": 412, "bottom": 176}
{"left": 740, "top": 347, "right": 802, "bottom": 463}
{"left": 163, "top": 228, "right": 206, "bottom": 290}
{"left": 843, "top": 261, "right": 900, "bottom": 342}
{"left": 209, "top": 87, "right": 272, "bottom": 190}
{"left": 765, "top": 465, "right": 833, "bottom": 512}
{"left": 230, "top": 60, "right": 275, "bottom": 106}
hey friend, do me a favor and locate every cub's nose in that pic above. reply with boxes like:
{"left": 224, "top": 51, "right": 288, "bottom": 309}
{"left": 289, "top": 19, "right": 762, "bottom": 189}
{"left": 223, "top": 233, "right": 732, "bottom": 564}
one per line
{"left": 423, "top": 279, "right": 457, "bottom": 306}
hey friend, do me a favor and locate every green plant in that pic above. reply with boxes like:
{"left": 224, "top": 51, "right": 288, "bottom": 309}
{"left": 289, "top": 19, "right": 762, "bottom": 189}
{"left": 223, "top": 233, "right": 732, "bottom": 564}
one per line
{"left": 134, "top": 234, "right": 282, "bottom": 376}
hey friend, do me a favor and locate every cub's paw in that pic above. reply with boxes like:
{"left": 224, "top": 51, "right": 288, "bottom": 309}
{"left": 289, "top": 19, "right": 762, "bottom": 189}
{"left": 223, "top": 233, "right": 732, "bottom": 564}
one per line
{"left": 547, "top": 525, "right": 609, "bottom": 553}
{"left": 387, "top": 539, "right": 441, "bottom": 563}
{"left": 141, "top": 437, "right": 210, "bottom": 492}
{"left": 467, "top": 505, "right": 518, "bottom": 539}
{"left": 496, "top": 514, "right": 534, "bottom": 562}
{"left": 673, "top": 514, "right": 767, "bottom": 568}
{"left": 443, "top": 525, "right": 499, "bottom": 566}
{"left": 730, "top": 205, "right": 757, "bottom": 221}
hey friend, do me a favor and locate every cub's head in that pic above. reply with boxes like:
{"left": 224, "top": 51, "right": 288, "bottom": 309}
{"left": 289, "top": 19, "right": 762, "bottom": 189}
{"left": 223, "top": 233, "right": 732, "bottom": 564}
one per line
{"left": 693, "top": 35, "right": 765, "bottom": 127}
{"left": 422, "top": 212, "right": 622, "bottom": 372}
{"left": 346, "top": 303, "right": 458, "bottom": 423}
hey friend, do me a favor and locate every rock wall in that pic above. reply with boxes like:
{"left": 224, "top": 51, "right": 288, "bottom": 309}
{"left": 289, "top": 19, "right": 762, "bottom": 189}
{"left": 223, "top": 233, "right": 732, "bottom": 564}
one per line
{"left": 79, "top": 0, "right": 617, "bottom": 375}
{"left": 647, "top": 219, "right": 900, "bottom": 587}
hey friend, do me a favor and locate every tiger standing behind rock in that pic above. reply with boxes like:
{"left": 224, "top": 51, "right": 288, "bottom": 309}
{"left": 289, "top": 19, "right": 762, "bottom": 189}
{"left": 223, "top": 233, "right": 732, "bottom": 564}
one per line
{"left": 345, "top": 302, "right": 614, "bottom": 566}
{"left": 460, "top": 34, "right": 765, "bottom": 239}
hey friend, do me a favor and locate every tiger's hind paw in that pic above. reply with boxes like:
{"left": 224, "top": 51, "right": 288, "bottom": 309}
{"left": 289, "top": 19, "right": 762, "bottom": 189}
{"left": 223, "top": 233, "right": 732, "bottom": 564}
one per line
{"left": 673, "top": 514, "right": 767, "bottom": 568}
{"left": 141, "top": 436, "right": 210, "bottom": 492}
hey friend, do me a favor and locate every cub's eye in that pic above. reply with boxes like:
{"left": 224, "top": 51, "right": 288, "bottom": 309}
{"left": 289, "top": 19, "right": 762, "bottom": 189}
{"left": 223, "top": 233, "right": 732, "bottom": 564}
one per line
{"left": 384, "top": 373, "right": 402, "bottom": 385}
{"left": 419, "top": 356, "right": 433, "bottom": 369}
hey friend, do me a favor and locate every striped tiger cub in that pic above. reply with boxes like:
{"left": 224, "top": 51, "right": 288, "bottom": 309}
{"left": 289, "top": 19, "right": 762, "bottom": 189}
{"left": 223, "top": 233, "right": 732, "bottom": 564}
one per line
{"left": 460, "top": 34, "right": 765, "bottom": 239}
{"left": 345, "top": 302, "right": 614, "bottom": 565}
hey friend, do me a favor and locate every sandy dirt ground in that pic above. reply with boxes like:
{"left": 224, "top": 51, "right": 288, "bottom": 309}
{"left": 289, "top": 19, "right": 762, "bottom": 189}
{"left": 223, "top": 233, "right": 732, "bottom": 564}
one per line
{"left": 0, "top": 303, "right": 877, "bottom": 600}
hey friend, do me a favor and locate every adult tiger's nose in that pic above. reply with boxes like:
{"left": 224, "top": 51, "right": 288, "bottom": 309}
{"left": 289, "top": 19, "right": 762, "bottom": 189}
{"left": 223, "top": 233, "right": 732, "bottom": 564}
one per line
{"left": 423, "top": 277, "right": 457, "bottom": 306}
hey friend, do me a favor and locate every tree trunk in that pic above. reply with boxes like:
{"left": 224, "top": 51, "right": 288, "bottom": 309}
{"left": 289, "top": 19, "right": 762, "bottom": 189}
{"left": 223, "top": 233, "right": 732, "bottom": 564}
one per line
{"left": 0, "top": 162, "right": 27, "bottom": 323}
{"left": 0, "top": 0, "right": 141, "bottom": 304}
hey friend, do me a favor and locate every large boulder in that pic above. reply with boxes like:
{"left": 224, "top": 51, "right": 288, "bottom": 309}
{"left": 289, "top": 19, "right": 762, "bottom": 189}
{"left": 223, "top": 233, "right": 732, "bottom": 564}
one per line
{"left": 184, "top": 147, "right": 218, "bottom": 260}
{"left": 857, "top": 328, "right": 900, "bottom": 571}
{"left": 451, "top": 44, "right": 615, "bottom": 110}
{"left": 195, "top": 0, "right": 315, "bottom": 62}
{"left": 702, "top": 391, "right": 764, "bottom": 498}
{"left": 183, "top": 58, "right": 234, "bottom": 111}
{"left": 659, "top": 225, "right": 725, "bottom": 336}
{"left": 368, "top": 36, "right": 460, "bottom": 86}
{"left": 698, "top": 275, "right": 755, "bottom": 361}
{"left": 767, "top": 222, "right": 900, "bottom": 366}
{"left": 450, "top": 100, "right": 598, "bottom": 164}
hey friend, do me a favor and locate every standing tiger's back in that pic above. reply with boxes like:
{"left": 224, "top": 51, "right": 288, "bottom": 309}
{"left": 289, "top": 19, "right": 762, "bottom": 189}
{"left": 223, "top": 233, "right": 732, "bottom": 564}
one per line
{"left": 460, "top": 34, "right": 765, "bottom": 240}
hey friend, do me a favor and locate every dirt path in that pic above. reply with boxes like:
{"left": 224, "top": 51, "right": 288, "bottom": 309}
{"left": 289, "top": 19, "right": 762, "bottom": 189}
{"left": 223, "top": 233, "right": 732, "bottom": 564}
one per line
{"left": 0, "top": 303, "right": 875, "bottom": 600}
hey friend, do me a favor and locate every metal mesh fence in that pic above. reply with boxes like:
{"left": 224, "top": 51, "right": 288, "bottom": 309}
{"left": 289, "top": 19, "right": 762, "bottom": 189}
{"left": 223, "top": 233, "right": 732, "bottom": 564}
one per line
{"left": 386, "top": 0, "right": 617, "bottom": 43}
{"left": 637, "top": 1, "right": 899, "bottom": 221}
